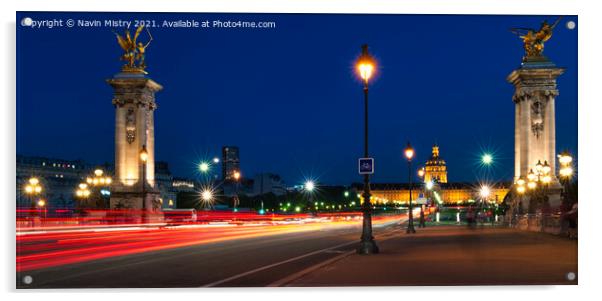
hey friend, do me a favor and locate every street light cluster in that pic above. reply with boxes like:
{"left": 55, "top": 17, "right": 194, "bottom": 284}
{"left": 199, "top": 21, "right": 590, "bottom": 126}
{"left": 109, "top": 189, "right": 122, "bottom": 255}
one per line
{"left": 529, "top": 160, "right": 552, "bottom": 189}
{"left": 24, "top": 177, "right": 42, "bottom": 194}
{"left": 558, "top": 152, "right": 574, "bottom": 179}
{"left": 76, "top": 183, "right": 91, "bottom": 198}
{"left": 515, "top": 160, "right": 551, "bottom": 197}
{"left": 86, "top": 169, "right": 112, "bottom": 186}
{"left": 513, "top": 153, "right": 574, "bottom": 216}
{"left": 24, "top": 177, "right": 45, "bottom": 212}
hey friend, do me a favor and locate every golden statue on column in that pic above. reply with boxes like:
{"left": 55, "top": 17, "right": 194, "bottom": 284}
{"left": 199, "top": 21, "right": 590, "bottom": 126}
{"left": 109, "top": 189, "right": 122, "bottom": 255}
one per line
{"left": 511, "top": 17, "right": 562, "bottom": 59}
{"left": 113, "top": 25, "right": 153, "bottom": 73}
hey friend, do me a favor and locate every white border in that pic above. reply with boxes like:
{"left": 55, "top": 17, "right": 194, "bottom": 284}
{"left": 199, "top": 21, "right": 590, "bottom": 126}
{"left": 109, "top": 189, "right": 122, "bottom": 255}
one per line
{"left": 2, "top": 1, "right": 600, "bottom": 301}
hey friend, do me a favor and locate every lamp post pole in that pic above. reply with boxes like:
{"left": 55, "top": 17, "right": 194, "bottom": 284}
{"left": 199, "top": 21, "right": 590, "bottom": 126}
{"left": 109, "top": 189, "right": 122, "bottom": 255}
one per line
{"left": 140, "top": 145, "right": 149, "bottom": 223}
{"left": 405, "top": 142, "right": 416, "bottom": 234}
{"left": 357, "top": 44, "right": 378, "bottom": 255}
{"left": 418, "top": 168, "right": 426, "bottom": 228}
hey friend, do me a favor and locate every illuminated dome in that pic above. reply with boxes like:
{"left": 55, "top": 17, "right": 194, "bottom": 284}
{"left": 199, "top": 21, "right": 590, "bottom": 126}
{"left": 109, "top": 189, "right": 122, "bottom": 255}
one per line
{"left": 424, "top": 145, "right": 448, "bottom": 183}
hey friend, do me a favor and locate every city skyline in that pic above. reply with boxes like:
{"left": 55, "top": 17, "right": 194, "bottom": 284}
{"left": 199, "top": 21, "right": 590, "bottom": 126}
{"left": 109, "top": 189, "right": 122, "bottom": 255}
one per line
{"left": 16, "top": 12, "right": 578, "bottom": 185}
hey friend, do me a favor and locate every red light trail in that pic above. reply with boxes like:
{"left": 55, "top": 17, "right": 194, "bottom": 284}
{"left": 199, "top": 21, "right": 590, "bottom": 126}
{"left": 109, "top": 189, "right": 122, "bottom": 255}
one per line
{"left": 17, "top": 210, "right": 406, "bottom": 272}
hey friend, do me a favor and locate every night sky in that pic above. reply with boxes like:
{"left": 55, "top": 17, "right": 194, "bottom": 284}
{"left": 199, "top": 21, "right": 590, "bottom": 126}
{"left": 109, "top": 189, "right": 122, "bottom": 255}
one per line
{"left": 16, "top": 12, "right": 578, "bottom": 185}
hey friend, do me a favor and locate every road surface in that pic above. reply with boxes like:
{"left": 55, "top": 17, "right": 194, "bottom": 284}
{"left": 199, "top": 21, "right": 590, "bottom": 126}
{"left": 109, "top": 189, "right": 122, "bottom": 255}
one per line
{"left": 17, "top": 215, "right": 403, "bottom": 288}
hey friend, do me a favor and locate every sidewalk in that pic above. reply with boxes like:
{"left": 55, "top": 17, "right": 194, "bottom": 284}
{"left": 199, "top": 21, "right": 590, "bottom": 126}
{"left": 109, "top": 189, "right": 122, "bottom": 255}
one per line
{"left": 288, "top": 225, "right": 577, "bottom": 286}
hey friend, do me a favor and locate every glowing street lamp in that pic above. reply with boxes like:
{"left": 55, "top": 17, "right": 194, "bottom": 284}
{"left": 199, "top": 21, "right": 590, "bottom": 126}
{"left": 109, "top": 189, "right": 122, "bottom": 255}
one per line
{"left": 201, "top": 189, "right": 213, "bottom": 202}
{"left": 304, "top": 180, "right": 316, "bottom": 215}
{"left": 480, "top": 185, "right": 491, "bottom": 199}
{"left": 139, "top": 145, "right": 149, "bottom": 212}
{"left": 357, "top": 46, "right": 375, "bottom": 84}
{"left": 516, "top": 184, "right": 526, "bottom": 194}
{"left": 139, "top": 146, "right": 148, "bottom": 163}
{"left": 426, "top": 180, "right": 434, "bottom": 190}
{"left": 559, "top": 166, "right": 574, "bottom": 178}
{"left": 417, "top": 167, "right": 425, "bottom": 179}
{"left": 527, "top": 180, "right": 537, "bottom": 190}
{"left": 75, "top": 182, "right": 91, "bottom": 210}
{"left": 233, "top": 171, "right": 241, "bottom": 210}
{"left": 199, "top": 162, "right": 210, "bottom": 173}
{"left": 213, "top": 157, "right": 220, "bottom": 164}
{"left": 535, "top": 160, "right": 544, "bottom": 173}
{"left": 25, "top": 177, "right": 42, "bottom": 194}
{"left": 558, "top": 152, "right": 573, "bottom": 165}
{"left": 404, "top": 143, "right": 415, "bottom": 161}
{"left": 482, "top": 153, "right": 493, "bottom": 165}
{"left": 37, "top": 199, "right": 47, "bottom": 218}
{"left": 304, "top": 180, "right": 315, "bottom": 192}
{"left": 524, "top": 159, "right": 553, "bottom": 219}
{"left": 558, "top": 152, "right": 574, "bottom": 209}
{"left": 356, "top": 44, "right": 378, "bottom": 255}
{"left": 512, "top": 178, "right": 527, "bottom": 226}
{"left": 416, "top": 166, "right": 426, "bottom": 228}
{"left": 404, "top": 142, "right": 417, "bottom": 234}
{"left": 90, "top": 169, "right": 112, "bottom": 187}
{"left": 24, "top": 177, "right": 43, "bottom": 215}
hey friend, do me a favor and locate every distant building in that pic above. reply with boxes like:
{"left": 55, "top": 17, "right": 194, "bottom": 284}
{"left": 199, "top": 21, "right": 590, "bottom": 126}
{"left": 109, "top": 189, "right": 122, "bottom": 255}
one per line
{"left": 154, "top": 161, "right": 177, "bottom": 209}
{"left": 172, "top": 177, "right": 196, "bottom": 193}
{"left": 365, "top": 182, "right": 510, "bottom": 206}
{"left": 253, "top": 173, "right": 286, "bottom": 196}
{"left": 424, "top": 144, "right": 448, "bottom": 183}
{"left": 222, "top": 146, "right": 240, "bottom": 181}
{"left": 16, "top": 155, "right": 98, "bottom": 209}
{"left": 355, "top": 144, "right": 509, "bottom": 205}
{"left": 17, "top": 154, "right": 183, "bottom": 210}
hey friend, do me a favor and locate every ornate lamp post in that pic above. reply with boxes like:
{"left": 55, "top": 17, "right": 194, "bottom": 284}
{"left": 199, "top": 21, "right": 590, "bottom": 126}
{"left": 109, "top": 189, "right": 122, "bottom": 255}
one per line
{"left": 233, "top": 170, "right": 241, "bottom": 211}
{"left": 404, "top": 142, "right": 416, "bottom": 234}
{"left": 480, "top": 185, "right": 491, "bottom": 225}
{"left": 513, "top": 178, "right": 526, "bottom": 226}
{"left": 417, "top": 167, "right": 426, "bottom": 228}
{"left": 526, "top": 160, "right": 552, "bottom": 230}
{"left": 24, "top": 177, "right": 43, "bottom": 216}
{"left": 37, "top": 199, "right": 47, "bottom": 219}
{"left": 75, "top": 183, "right": 91, "bottom": 211}
{"left": 85, "top": 168, "right": 112, "bottom": 208}
{"left": 557, "top": 152, "right": 574, "bottom": 207}
{"left": 356, "top": 44, "right": 378, "bottom": 254}
{"left": 140, "top": 145, "right": 149, "bottom": 217}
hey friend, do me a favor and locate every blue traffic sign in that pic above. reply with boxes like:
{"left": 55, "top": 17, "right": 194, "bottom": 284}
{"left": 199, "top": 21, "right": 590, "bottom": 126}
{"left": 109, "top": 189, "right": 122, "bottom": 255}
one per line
{"left": 359, "top": 158, "right": 374, "bottom": 174}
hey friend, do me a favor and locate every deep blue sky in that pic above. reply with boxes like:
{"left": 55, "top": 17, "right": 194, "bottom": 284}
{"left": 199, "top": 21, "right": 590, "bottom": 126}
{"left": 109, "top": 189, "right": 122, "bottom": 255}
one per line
{"left": 16, "top": 12, "right": 578, "bottom": 185}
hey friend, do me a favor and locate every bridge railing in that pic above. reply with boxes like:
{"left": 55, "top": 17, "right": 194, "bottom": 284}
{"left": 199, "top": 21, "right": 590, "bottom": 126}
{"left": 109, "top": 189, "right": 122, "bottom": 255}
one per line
{"left": 508, "top": 213, "right": 576, "bottom": 238}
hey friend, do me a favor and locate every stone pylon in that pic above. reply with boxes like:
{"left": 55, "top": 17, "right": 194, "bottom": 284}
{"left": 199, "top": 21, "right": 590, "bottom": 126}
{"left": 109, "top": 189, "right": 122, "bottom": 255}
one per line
{"left": 508, "top": 57, "right": 564, "bottom": 206}
{"left": 108, "top": 72, "right": 162, "bottom": 210}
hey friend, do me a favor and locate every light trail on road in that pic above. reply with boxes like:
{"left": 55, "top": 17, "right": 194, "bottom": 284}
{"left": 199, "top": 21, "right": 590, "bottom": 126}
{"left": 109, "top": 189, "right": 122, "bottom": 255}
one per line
{"left": 16, "top": 212, "right": 406, "bottom": 273}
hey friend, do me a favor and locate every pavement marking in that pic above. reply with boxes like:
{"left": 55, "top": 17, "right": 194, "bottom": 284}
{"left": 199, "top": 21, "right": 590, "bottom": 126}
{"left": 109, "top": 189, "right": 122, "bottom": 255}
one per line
{"left": 267, "top": 250, "right": 355, "bottom": 287}
{"left": 267, "top": 226, "right": 405, "bottom": 287}
{"left": 201, "top": 218, "right": 407, "bottom": 287}
{"left": 201, "top": 240, "right": 358, "bottom": 287}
